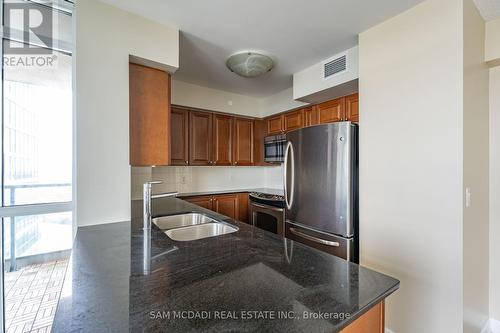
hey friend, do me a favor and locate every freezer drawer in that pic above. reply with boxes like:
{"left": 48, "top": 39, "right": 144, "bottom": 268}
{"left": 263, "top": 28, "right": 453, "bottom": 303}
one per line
{"left": 285, "top": 222, "right": 357, "bottom": 262}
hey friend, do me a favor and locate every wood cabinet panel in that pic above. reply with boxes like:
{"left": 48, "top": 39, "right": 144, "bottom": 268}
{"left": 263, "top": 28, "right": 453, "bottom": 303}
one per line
{"left": 184, "top": 196, "right": 213, "bottom": 210}
{"left": 237, "top": 193, "right": 249, "bottom": 223}
{"left": 340, "top": 301, "right": 384, "bottom": 333}
{"left": 345, "top": 93, "right": 359, "bottom": 123}
{"left": 253, "top": 119, "right": 268, "bottom": 166}
{"left": 284, "top": 109, "right": 304, "bottom": 132}
{"left": 317, "top": 97, "right": 345, "bottom": 124}
{"left": 189, "top": 111, "right": 213, "bottom": 165}
{"left": 213, "top": 194, "right": 239, "bottom": 220}
{"left": 304, "top": 106, "right": 319, "bottom": 127}
{"left": 233, "top": 118, "right": 254, "bottom": 166}
{"left": 129, "top": 63, "right": 171, "bottom": 166}
{"left": 212, "top": 114, "right": 233, "bottom": 165}
{"left": 267, "top": 115, "right": 284, "bottom": 135}
{"left": 170, "top": 108, "right": 189, "bottom": 165}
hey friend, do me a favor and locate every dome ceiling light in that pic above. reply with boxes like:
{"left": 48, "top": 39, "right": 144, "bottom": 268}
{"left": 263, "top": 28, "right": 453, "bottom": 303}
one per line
{"left": 226, "top": 52, "right": 274, "bottom": 78}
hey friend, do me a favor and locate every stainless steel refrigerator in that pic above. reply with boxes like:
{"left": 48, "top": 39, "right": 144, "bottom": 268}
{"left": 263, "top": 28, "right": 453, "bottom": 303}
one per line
{"left": 284, "top": 122, "right": 358, "bottom": 263}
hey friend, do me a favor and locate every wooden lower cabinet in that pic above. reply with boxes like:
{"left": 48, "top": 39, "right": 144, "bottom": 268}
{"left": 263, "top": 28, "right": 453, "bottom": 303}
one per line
{"left": 340, "top": 301, "right": 385, "bottom": 333}
{"left": 212, "top": 194, "right": 239, "bottom": 220}
{"left": 183, "top": 196, "right": 213, "bottom": 210}
{"left": 182, "top": 193, "right": 249, "bottom": 222}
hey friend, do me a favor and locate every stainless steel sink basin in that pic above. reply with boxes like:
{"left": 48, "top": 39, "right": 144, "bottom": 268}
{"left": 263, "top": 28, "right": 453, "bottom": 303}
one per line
{"left": 165, "top": 222, "right": 238, "bottom": 241}
{"left": 153, "top": 213, "right": 217, "bottom": 230}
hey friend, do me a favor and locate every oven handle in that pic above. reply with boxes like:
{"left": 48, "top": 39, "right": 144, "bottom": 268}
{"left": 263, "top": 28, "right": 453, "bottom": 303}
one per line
{"left": 250, "top": 202, "right": 284, "bottom": 213}
{"left": 289, "top": 228, "right": 340, "bottom": 247}
{"left": 284, "top": 141, "right": 294, "bottom": 210}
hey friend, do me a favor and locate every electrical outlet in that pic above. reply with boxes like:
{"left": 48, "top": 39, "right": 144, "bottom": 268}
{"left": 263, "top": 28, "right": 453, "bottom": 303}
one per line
{"left": 465, "top": 187, "right": 471, "bottom": 208}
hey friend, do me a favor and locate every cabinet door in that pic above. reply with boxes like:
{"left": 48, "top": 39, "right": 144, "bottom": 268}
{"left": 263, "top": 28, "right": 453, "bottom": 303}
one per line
{"left": 189, "top": 111, "right": 213, "bottom": 165}
{"left": 129, "top": 63, "right": 171, "bottom": 166}
{"left": 340, "top": 301, "right": 384, "bottom": 333}
{"left": 317, "top": 97, "right": 345, "bottom": 124}
{"left": 267, "top": 115, "right": 284, "bottom": 135}
{"left": 284, "top": 109, "right": 304, "bottom": 132}
{"left": 253, "top": 119, "right": 268, "bottom": 166}
{"left": 213, "top": 194, "right": 239, "bottom": 220}
{"left": 184, "top": 196, "right": 213, "bottom": 210}
{"left": 212, "top": 114, "right": 233, "bottom": 165}
{"left": 237, "top": 193, "right": 249, "bottom": 223}
{"left": 233, "top": 118, "right": 254, "bottom": 166}
{"left": 304, "top": 106, "right": 319, "bottom": 127}
{"left": 170, "top": 108, "right": 189, "bottom": 165}
{"left": 345, "top": 93, "right": 359, "bottom": 123}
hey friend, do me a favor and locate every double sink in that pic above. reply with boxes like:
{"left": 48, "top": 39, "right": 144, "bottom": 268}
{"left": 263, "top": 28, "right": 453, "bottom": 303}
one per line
{"left": 153, "top": 213, "right": 239, "bottom": 241}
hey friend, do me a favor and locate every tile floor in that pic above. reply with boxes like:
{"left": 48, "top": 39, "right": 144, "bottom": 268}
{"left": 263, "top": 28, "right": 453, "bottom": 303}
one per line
{"left": 4, "top": 259, "right": 69, "bottom": 333}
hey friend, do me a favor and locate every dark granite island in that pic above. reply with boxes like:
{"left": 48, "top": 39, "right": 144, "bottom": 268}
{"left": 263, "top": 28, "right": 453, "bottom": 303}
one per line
{"left": 52, "top": 197, "right": 399, "bottom": 333}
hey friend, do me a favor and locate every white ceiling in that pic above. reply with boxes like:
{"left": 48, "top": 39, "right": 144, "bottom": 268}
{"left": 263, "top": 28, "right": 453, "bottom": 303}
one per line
{"left": 101, "top": 0, "right": 425, "bottom": 97}
{"left": 474, "top": 0, "right": 500, "bottom": 21}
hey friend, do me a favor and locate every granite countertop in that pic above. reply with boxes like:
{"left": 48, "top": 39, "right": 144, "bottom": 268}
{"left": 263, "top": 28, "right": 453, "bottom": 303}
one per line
{"left": 177, "top": 187, "right": 284, "bottom": 197}
{"left": 53, "top": 197, "right": 399, "bottom": 333}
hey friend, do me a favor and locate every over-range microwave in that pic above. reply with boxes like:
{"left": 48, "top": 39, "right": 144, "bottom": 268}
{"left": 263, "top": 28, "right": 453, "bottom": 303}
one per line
{"left": 264, "top": 134, "right": 286, "bottom": 163}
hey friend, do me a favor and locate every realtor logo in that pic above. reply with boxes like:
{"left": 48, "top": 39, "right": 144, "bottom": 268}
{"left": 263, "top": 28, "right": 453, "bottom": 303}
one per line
{"left": 4, "top": 1, "right": 53, "bottom": 55}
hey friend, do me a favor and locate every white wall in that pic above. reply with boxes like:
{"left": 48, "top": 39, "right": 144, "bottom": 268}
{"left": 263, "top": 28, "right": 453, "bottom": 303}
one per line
{"left": 75, "top": 0, "right": 179, "bottom": 226}
{"left": 488, "top": 16, "right": 500, "bottom": 322}
{"left": 131, "top": 166, "right": 283, "bottom": 200}
{"left": 358, "top": 0, "right": 464, "bottom": 332}
{"left": 486, "top": 18, "right": 500, "bottom": 63}
{"left": 490, "top": 66, "right": 500, "bottom": 322}
{"left": 463, "top": 0, "right": 490, "bottom": 331}
{"left": 260, "top": 88, "right": 308, "bottom": 118}
{"left": 172, "top": 79, "right": 262, "bottom": 117}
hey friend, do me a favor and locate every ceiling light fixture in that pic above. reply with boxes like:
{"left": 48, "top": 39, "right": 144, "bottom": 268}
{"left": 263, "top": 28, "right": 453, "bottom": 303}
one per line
{"left": 226, "top": 52, "right": 274, "bottom": 78}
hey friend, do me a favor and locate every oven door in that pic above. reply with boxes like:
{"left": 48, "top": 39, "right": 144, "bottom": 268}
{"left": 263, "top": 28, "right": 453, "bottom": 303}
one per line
{"left": 250, "top": 201, "right": 284, "bottom": 235}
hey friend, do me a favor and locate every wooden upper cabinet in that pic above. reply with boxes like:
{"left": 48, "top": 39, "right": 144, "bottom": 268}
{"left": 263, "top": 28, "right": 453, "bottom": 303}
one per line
{"left": 233, "top": 118, "right": 254, "bottom": 166}
{"left": 170, "top": 108, "right": 189, "bottom": 166}
{"left": 212, "top": 114, "right": 233, "bottom": 165}
{"left": 284, "top": 109, "right": 304, "bottom": 132}
{"left": 317, "top": 97, "right": 346, "bottom": 124}
{"left": 267, "top": 115, "right": 284, "bottom": 135}
{"left": 253, "top": 119, "right": 268, "bottom": 166}
{"left": 129, "top": 63, "right": 171, "bottom": 166}
{"left": 304, "top": 106, "right": 319, "bottom": 127}
{"left": 189, "top": 111, "right": 213, "bottom": 165}
{"left": 184, "top": 196, "right": 213, "bottom": 210}
{"left": 213, "top": 194, "right": 239, "bottom": 220}
{"left": 345, "top": 93, "right": 359, "bottom": 123}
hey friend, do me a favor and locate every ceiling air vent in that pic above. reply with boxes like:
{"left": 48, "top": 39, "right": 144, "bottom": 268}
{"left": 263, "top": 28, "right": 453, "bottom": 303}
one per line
{"left": 323, "top": 54, "right": 347, "bottom": 79}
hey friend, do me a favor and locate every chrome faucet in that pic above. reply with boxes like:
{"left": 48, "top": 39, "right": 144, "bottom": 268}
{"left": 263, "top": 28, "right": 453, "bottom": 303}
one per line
{"left": 143, "top": 181, "right": 178, "bottom": 275}
{"left": 143, "top": 181, "right": 178, "bottom": 230}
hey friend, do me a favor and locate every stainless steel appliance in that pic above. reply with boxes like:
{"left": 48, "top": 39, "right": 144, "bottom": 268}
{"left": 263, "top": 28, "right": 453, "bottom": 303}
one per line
{"left": 249, "top": 192, "right": 285, "bottom": 235}
{"left": 284, "top": 122, "right": 358, "bottom": 263}
{"left": 264, "top": 134, "right": 286, "bottom": 163}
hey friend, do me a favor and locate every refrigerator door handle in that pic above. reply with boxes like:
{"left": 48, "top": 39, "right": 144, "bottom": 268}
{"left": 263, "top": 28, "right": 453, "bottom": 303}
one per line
{"left": 284, "top": 141, "right": 290, "bottom": 209}
{"left": 289, "top": 228, "right": 340, "bottom": 247}
{"left": 284, "top": 141, "right": 295, "bottom": 210}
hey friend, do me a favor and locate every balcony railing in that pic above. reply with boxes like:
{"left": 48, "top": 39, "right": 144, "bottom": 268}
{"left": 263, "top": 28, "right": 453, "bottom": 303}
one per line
{"left": 4, "top": 183, "right": 71, "bottom": 271}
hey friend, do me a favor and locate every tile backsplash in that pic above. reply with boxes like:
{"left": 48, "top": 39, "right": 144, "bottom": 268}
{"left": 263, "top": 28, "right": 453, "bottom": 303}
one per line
{"left": 131, "top": 166, "right": 283, "bottom": 200}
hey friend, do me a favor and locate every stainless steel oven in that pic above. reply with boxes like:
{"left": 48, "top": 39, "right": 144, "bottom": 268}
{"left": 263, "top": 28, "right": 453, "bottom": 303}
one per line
{"left": 264, "top": 134, "right": 286, "bottom": 163}
{"left": 249, "top": 193, "right": 285, "bottom": 235}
